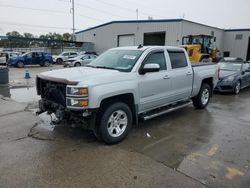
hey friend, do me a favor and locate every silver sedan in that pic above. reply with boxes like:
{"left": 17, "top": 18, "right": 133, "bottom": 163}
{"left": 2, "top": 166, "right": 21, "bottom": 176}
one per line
{"left": 64, "top": 54, "right": 97, "bottom": 67}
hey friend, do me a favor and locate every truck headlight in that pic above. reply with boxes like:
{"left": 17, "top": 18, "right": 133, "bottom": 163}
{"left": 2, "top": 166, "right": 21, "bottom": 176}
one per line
{"left": 66, "top": 86, "right": 88, "bottom": 97}
{"left": 66, "top": 98, "right": 88, "bottom": 108}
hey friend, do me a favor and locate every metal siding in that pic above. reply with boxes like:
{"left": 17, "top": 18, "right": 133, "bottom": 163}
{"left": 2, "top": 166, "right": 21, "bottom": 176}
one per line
{"left": 76, "top": 22, "right": 182, "bottom": 54}
{"left": 223, "top": 31, "right": 250, "bottom": 60}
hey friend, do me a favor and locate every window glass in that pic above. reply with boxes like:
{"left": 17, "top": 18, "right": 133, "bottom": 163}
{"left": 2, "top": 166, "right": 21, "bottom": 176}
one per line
{"left": 62, "top": 53, "right": 69, "bottom": 56}
{"left": 168, "top": 51, "right": 188, "bottom": 69}
{"left": 143, "top": 51, "right": 166, "bottom": 70}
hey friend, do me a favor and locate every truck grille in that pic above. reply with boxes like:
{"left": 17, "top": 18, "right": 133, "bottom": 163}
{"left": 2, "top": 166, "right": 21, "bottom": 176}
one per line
{"left": 37, "top": 77, "right": 66, "bottom": 107}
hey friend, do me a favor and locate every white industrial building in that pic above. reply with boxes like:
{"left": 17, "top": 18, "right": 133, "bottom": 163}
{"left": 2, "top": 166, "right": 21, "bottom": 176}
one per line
{"left": 75, "top": 19, "right": 250, "bottom": 61}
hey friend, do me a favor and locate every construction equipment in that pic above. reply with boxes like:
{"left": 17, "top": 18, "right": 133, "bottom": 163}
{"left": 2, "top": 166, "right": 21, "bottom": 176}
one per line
{"left": 181, "top": 34, "right": 219, "bottom": 62}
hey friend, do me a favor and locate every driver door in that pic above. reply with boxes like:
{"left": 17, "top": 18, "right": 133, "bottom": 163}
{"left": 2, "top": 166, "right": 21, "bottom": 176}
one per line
{"left": 138, "top": 50, "right": 171, "bottom": 112}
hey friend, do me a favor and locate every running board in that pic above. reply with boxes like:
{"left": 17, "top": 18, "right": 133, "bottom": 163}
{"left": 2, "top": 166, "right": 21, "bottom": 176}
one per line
{"left": 140, "top": 101, "right": 192, "bottom": 121}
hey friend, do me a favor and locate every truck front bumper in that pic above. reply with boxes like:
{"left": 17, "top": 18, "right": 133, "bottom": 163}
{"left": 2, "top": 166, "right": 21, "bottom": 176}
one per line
{"left": 38, "top": 98, "right": 97, "bottom": 130}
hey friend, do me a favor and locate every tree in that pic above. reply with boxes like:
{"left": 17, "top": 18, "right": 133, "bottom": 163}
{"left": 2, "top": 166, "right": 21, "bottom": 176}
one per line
{"left": 63, "top": 33, "right": 72, "bottom": 41}
{"left": 23, "top": 32, "right": 34, "bottom": 38}
{"left": 6, "top": 31, "right": 22, "bottom": 37}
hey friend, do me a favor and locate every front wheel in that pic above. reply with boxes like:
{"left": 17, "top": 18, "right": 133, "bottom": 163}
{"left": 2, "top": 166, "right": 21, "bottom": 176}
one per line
{"left": 192, "top": 83, "right": 211, "bottom": 109}
{"left": 234, "top": 81, "right": 241, "bottom": 95}
{"left": 56, "top": 58, "right": 63, "bottom": 64}
{"left": 98, "top": 102, "right": 132, "bottom": 144}
{"left": 74, "top": 62, "right": 81, "bottom": 67}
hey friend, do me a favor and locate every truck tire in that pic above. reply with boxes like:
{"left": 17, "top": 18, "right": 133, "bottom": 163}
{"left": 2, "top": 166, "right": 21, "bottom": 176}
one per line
{"left": 17, "top": 61, "right": 24, "bottom": 68}
{"left": 192, "top": 83, "right": 211, "bottom": 109}
{"left": 98, "top": 102, "right": 132, "bottom": 144}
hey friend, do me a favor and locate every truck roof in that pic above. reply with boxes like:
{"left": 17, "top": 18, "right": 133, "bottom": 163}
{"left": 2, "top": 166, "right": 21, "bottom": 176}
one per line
{"left": 113, "top": 46, "right": 185, "bottom": 52}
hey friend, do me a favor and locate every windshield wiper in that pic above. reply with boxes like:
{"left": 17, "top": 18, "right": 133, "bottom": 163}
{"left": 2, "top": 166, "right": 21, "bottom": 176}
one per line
{"left": 94, "top": 66, "right": 117, "bottom": 70}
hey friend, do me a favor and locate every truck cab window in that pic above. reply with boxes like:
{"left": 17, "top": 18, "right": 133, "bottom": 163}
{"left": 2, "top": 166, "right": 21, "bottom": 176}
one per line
{"left": 144, "top": 51, "right": 166, "bottom": 70}
{"left": 168, "top": 51, "right": 188, "bottom": 69}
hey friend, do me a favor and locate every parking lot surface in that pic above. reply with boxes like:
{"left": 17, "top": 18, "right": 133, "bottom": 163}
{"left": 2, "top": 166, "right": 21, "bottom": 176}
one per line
{"left": 0, "top": 66, "right": 250, "bottom": 188}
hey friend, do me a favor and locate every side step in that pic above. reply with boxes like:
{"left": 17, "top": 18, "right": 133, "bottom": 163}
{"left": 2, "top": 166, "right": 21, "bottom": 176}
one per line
{"left": 140, "top": 101, "right": 192, "bottom": 121}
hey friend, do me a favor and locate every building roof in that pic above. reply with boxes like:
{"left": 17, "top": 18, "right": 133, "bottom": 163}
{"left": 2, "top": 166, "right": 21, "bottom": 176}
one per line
{"left": 75, "top": 18, "right": 250, "bottom": 34}
{"left": 225, "top": 28, "right": 250, "bottom": 32}
{"left": 76, "top": 19, "right": 183, "bottom": 34}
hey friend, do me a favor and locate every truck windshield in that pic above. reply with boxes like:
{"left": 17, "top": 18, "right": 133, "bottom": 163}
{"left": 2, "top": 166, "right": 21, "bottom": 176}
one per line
{"left": 88, "top": 49, "right": 143, "bottom": 72}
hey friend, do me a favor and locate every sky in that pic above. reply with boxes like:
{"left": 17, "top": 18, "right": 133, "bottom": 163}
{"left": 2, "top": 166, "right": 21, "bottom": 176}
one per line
{"left": 0, "top": 0, "right": 249, "bottom": 36}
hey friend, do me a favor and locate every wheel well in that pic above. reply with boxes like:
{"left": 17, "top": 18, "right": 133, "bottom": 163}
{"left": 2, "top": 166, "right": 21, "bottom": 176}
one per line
{"left": 201, "top": 78, "right": 213, "bottom": 95}
{"left": 99, "top": 93, "right": 137, "bottom": 125}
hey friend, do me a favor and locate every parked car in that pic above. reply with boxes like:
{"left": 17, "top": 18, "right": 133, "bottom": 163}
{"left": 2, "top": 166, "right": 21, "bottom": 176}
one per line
{"left": 64, "top": 54, "right": 98, "bottom": 67}
{"left": 220, "top": 57, "right": 244, "bottom": 62}
{"left": 52, "top": 52, "right": 78, "bottom": 64}
{"left": 215, "top": 61, "right": 250, "bottom": 94}
{"left": 8, "top": 52, "right": 52, "bottom": 68}
{"left": 0, "top": 51, "right": 20, "bottom": 65}
{"left": 36, "top": 46, "right": 219, "bottom": 144}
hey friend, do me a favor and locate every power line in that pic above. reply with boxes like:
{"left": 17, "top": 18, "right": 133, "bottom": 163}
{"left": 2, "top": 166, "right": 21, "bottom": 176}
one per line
{"left": 0, "top": 21, "right": 73, "bottom": 30}
{"left": 0, "top": 4, "right": 68, "bottom": 14}
{"left": 93, "top": 0, "right": 165, "bottom": 18}
{"left": 75, "top": 2, "right": 132, "bottom": 20}
{"left": 0, "top": 4, "right": 106, "bottom": 22}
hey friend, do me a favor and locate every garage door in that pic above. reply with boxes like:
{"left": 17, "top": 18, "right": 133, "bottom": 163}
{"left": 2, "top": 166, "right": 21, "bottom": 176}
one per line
{"left": 118, "top": 35, "right": 135, "bottom": 47}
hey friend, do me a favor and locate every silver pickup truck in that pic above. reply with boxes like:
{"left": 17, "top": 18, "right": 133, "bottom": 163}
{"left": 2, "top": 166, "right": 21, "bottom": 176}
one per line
{"left": 37, "top": 46, "right": 219, "bottom": 144}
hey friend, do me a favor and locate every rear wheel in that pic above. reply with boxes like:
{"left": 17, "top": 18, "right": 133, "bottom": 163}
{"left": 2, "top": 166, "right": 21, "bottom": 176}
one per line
{"left": 44, "top": 60, "right": 50, "bottom": 67}
{"left": 192, "top": 83, "right": 211, "bottom": 109}
{"left": 234, "top": 81, "right": 241, "bottom": 94}
{"left": 97, "top": 102, "right": 132, "bottom": 144}
{"left": 17, "top": 61, "right": 24, "bottom": 68}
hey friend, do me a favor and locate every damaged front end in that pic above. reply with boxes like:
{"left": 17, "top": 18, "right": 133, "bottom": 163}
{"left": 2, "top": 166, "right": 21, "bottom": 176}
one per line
{"left": 36, "top": 76, "right": 96, "bottom": 129}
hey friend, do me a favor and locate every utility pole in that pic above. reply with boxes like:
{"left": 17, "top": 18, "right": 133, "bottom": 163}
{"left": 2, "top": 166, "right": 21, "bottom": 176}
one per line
{"left": 136, "top": 8, "right": 139, "bottom": 31}
{"left": 71, "top": 0, "right": 75, "bottom": 42}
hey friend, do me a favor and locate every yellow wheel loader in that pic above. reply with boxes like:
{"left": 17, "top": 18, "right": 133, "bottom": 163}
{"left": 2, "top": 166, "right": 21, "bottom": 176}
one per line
{"left": 181, "top": 34, "right": 219, "bottom": 63}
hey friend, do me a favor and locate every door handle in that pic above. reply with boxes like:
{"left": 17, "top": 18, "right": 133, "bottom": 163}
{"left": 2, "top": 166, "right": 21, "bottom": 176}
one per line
{"left": 186, "top": 72, "right": 192, "bottom": 76}
{"left": 163, "top": 75, "right": 170, "bottom": 79}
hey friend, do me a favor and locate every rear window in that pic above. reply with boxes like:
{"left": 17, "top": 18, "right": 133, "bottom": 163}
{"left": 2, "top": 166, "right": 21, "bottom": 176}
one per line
{"left": 168, "top": 51, "right": 188, "bottom": 69}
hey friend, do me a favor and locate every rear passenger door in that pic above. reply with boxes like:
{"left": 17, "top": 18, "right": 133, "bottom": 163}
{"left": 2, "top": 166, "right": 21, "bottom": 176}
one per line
{"left": 167, "top": 50, "right": 193, "bottom": 101}
{"left": 138, "top": 50, "right": 171, "bottom": 112}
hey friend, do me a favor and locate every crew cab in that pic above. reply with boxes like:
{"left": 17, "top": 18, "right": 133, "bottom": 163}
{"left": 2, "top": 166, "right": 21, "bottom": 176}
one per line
{"left": 36, "top": 46, "right": 219, "bottom": 144}
{"left": 9, "top": 52, "right": 52, "bottom": 68}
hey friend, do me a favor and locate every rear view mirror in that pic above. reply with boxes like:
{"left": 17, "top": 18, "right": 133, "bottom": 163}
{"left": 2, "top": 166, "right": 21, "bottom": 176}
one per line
{"left": 140, "top": 64, "right": 160, "bottom": 74}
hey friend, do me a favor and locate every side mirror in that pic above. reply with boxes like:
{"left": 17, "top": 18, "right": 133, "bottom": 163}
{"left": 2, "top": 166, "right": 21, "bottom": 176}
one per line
{"left": 140, "top": 64, "right": 160, "bottom": 74}
{"left": 241, "top": 71, "right": 245, "bottom": 75}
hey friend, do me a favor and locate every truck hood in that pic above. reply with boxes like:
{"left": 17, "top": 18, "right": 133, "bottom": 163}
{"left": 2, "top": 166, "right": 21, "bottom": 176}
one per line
{"left": 38, "top": 67, "right": 133, "bottom": 86}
